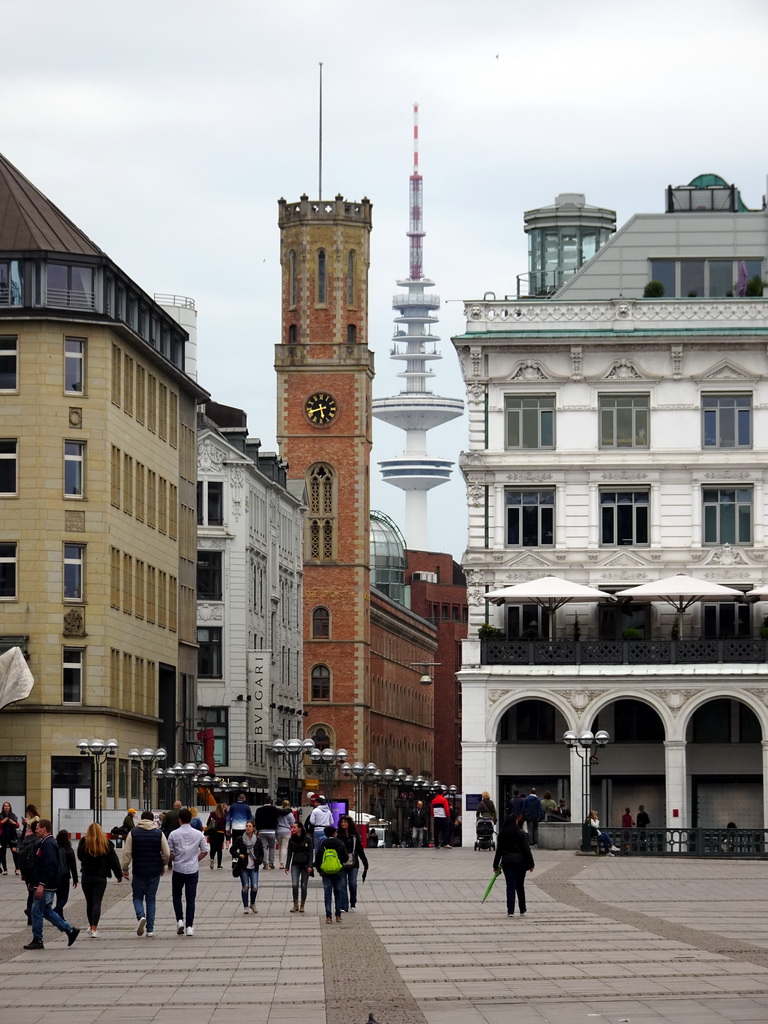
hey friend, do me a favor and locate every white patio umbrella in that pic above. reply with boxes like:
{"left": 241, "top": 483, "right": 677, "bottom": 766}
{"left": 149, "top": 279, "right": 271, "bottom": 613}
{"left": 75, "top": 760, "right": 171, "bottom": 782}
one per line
{"left": 744, "top": 584, "right": 768, "bottom": 601}
{"left": 615, "top": 574, "right": 743, "bottom": 639}
{"left": 484, "top": 575, "right": 615, "bottom": 640}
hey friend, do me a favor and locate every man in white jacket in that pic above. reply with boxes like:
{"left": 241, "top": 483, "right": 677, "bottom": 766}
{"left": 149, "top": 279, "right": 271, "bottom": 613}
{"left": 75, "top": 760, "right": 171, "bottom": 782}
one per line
{"left": 307, "top": 796, "right": 334, "bottom": 853}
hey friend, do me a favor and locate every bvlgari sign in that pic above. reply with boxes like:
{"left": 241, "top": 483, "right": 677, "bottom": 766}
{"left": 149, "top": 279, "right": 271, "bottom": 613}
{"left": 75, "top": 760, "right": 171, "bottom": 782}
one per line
{"left": 247, "top": 651, "right": 269, "bottom": 738}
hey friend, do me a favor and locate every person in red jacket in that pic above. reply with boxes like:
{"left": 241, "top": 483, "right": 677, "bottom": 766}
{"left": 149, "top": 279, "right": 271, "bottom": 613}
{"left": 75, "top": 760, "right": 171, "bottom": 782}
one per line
{"left": 431, "top": 792, "right": 452, "bottom": 849}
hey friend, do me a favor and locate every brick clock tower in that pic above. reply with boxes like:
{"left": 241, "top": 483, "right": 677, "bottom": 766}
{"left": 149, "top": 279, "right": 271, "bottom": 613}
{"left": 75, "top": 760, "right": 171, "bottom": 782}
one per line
{"left": 275, "top": 194, "right": 374, "bottom": 793}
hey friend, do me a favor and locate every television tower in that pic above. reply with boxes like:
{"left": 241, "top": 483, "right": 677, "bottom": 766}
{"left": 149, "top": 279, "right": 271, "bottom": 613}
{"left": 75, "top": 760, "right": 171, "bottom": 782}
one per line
{"left": 372, "top": 105, "right": 464, "bottom": 551}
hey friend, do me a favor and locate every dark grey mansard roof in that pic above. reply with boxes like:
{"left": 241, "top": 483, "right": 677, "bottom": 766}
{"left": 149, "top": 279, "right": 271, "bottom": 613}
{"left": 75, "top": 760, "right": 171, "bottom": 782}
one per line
{"left": 0, "top": 152, "right": 106, "bottom": 257}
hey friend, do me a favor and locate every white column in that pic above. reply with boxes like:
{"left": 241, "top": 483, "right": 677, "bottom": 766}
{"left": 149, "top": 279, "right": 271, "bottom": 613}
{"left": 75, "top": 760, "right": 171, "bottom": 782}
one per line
{"left": 762, "top": 741, "right": 768, "bottom": 828}
{"left": 461, "top": 741, "right": 496, "bottom": 806}
{"left": 664, "top": 739, "right": 687, "bottom": 828}
{"left": 569, "top": 745, "right": 585, "bottom": 822}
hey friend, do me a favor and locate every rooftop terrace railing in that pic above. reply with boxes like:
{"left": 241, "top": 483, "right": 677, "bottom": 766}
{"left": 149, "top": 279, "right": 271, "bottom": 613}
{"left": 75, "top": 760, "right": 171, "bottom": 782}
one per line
{"left": 481, "top": 637, "right": 768, "bottom": 666}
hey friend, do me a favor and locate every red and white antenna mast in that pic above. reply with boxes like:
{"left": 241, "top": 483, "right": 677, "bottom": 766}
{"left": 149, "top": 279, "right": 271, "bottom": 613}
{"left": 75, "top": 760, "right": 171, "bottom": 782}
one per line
{"left": 408, "top": 102, "right": 424, "bottom": 281}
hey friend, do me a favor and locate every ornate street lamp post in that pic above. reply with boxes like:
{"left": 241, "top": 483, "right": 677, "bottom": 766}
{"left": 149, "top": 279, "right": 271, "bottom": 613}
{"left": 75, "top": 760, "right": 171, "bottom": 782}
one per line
{"left": 309, "top": 746, "right": 348, "bottom": 804}
{"left": 127, "top": 747, "right": 166, "bottom": 811}
{"left": 76, "top": 738, "right": 118, "bottom": 825}
{"left": 563, "top": 728, "right": 610, "bottom": 851}
{"left": 349, "top": 761, "right": 378, "bottom": 824}
{"left": 272, "top": 737, "right": 315, "bottom": 807}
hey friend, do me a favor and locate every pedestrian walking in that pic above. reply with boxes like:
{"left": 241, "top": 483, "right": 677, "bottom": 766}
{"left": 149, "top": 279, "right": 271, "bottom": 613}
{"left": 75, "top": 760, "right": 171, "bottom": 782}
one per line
{"left": 493, "top": 815, "right": 534, "bottom": 917}
{"left": 161, "top": 800, "right": 183, "bottom": 837}
{"left": 205, "top": 803, "right": 228, "bottom": 869}
{"left": 226, "top": 792, "right": 253, "bottom": 844}
{"left": 254, "top": 797, "right": 281, "bottom": 869}
{"left": 0, "top": 802, "right": 19, "bottom": 875}
{"left": 337, "top": 814, "right": 368, "bottom": 911}
{"left": 307, "top": 796, "right": 334, "bottom": 854}
{"left": 476, "top": 792, "right": 498, "bottom": 824}
{"left": 284, "top": 821, "right": 313, "bottom": 913}
{"left": 408, "top": 800, "right": 428, "bottom": 848}
{"left": 167, "top": 807, "right": 208, "bottom": 935}
{"left": 314, "top": 825, "right": 348, "bottom": 923}
{"left": 231, "top": 820, "right": 264, "bottom": 914}
{"left": 188, "top": 807, "right": 204, "bottom": 831}
{"left": 77, "top": 822, "right": 123, "bottom": 936}
{"left": 522, "top": 788, "right": 544, "bottom": 847}
{"left": 24, "top": 819, "right": 80, "bottom": 950}
{"left": 275, "top": 800, "right": 294, "bottom": 869}
{"left": 431, "top": 790, "right": 452, "bottom": 849}
{"left": 507, "top": 790, "right": 525, "bottom": 818}
{"left": 53, "top": 830, "right": 78, "bottom": 916}
{"left": 121, "top": 809, "right": 170, "bottom": 937}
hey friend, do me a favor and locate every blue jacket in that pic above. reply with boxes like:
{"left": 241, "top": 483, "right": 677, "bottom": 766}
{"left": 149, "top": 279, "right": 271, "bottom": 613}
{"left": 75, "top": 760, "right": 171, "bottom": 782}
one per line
{"left": 523, "top": 794, "right": 543, "bottom": 820}
{"left": 226, "top": 801, "right": 253, "bottom": 831}
{"left": 32, "top": 834, "right": 61, "bottom": 889}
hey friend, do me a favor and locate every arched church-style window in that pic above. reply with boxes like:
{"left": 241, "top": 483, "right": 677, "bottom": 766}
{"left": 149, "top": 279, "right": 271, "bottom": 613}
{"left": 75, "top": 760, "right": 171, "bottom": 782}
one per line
{"left": 307, "top": 464, "right": 335, "bottom": 560}
{"left": 312, "top": 606, "right": 330, "bottom": 638}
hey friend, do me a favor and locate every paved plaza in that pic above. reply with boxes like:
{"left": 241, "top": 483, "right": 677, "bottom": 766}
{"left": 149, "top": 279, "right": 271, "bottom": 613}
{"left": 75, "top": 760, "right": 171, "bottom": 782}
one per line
{"left": 0, "top": 847, "right": 767, "bottom": 1024}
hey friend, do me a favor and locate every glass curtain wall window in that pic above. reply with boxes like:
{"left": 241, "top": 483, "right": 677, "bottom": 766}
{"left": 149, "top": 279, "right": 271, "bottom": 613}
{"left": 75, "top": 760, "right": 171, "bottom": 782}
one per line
{"left": 599, "top": 394, "right": 649, "bottom": 447}
{"left": 505, "top": 396, "right": 555, "bottom": 448}
{"left": 600, "top": 491, "right": 649, "bottom": 545}
{"left": 0, "top": 543, "right": 16, "bottom": 599}
{"left": 703, "top": 487, "right": 752, "bottom": 545}
{"left": 505, "top": 489, "right": 554, "bottom": 546}
{"left": 650, "top": 258, "right": 762, "bottom": 298}
{"left": 64, "top": 338, "right": 85, "bottom": 393}
{"left": 0, "top": 337, "right": 17, "bottom": 389}
{"left": 64, "top": 441, "right": 85, "bottom": 497}
{"left": 0, "top": 440, "right": 17, "bottom": 494}
{"left": 197, "top": 627, "right": 223, "bottom": 678}
{"left": 702, "top": 394, "right": 751, "bottom": 447}
{"left": 64, "top": 544, "right": 85, "bottom": 600}
{"left": 47, "top": 264, "right": 94, "bottom": 309}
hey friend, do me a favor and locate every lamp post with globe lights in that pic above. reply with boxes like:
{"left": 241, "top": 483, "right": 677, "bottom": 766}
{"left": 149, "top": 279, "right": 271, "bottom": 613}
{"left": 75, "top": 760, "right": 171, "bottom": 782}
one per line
{"left": 156, "top": 760, "right": 210, "bottom": 808}
{"left": 348, "top": 761, "right": 378, "bottom": 825}
{"left": 563, "top": 728, "right": 610, "bottom": 851}
{"left": 271, "top": 737, "right": 315, "bottom": 807}
{"left": 308, "top": 746, "right": 349, "bottom": 804}
{"left": 76, "top": 738, "right": 118, "bottom": 825}
{"left": 127, "top": 746, "right": 167, "bottom": 811}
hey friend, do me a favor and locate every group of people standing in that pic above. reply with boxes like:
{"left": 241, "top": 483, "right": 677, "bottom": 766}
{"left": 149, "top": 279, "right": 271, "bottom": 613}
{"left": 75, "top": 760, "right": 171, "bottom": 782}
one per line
{"left": 407, "top": 791, "right": 458, "bottom": 849}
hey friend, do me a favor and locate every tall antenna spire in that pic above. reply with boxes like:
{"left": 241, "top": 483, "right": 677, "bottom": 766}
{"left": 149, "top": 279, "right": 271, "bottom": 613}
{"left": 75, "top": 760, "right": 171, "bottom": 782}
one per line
{"left": 408, "top": 102, "right": 424, "bottom": 281}
{"left": 318, "top": 62, "right": 323, "bottom": 201}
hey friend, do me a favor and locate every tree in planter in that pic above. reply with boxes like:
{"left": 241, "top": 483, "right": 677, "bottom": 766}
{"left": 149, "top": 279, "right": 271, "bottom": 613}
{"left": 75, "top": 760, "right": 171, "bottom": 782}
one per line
{"left": 746, "top": 275, "right": 766, "bottom": 298}
{"left": 643, "top": 280, "right": 665, "bottom": 298}
{"left": 572, "top": 613, "right": 582, "bottom": 641}
{"left": 759, "top": 616, "right": 768, "bottom": 640}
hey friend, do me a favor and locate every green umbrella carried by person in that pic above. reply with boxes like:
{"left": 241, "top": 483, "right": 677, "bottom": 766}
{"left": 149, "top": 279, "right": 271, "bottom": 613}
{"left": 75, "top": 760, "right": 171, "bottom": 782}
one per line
{"left": 482, "top": 870, "right": 501, "bottom": 902}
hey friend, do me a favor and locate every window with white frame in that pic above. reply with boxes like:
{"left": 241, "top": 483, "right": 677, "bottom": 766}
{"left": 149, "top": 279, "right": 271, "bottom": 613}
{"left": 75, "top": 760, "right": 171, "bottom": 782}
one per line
{"left": 0, "top": 440, "right": 17, "bottom": 495}
{"left": 198, "top": 707, "right": 228, "bottom": 766}
{"left": 64, "top": 544, "right": 85, "bottom": 601}
{"left": 505, "top": 489, "right": 554, "bottom": 546}
{"left": 702, "top": 394, "right": 752, "bottom": 448}
{"left": 703, "top": 487, "right": 752, "bottom": 545}
{"left": 64, "top": 441, "right": 85, "bottom": 497}
{"left": 64, "top": 338, "right": 85, "bottom": 394}
{"left": 600, "top": 490, "right": 649, "bottom": 546}
{"left": 505, "top": 395, "right": 555, "bottom": 449}
{"left": 197, "top": 550, "right": 222, "bottom": 600}
{"left": 197, "top": 480, "right": 223, "bottom": 525}
{"left": 650, "top": 258, "right": 762, "bottom": 298}
{"left": 598, "top": 394, "right": 649, "bottom": 448}
{"left": 0, "top": 336, "right": 17, "bottom": 390}
{"left": 197, "top": 627, "right": 223, "bottom": 678}
{"left": 0, "top": 542, "right": 16, "bottom": 599}
{"left": 62, "top": 647, "right": 84, "bottom": 703}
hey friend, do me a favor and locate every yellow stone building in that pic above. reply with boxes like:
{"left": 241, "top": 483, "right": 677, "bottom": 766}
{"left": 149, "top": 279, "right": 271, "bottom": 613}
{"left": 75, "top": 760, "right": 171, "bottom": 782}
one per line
{"left": 0, "top": 154, "right": 207, "bottom": 822}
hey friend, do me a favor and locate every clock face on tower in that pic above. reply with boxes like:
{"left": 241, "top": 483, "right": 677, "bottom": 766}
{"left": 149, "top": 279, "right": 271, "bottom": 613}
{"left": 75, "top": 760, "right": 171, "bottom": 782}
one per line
{"left": 305, "top": 392, "right": 338, "bottom": 425}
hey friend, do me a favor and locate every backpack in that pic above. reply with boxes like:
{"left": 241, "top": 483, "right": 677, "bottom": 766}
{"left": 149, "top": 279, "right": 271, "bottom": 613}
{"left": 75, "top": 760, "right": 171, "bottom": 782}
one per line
{"left": 16, "top": 834, "right": 41, "bottom": 881}
{"left": 320, "top": 843, "right": 343, "bottom": 875}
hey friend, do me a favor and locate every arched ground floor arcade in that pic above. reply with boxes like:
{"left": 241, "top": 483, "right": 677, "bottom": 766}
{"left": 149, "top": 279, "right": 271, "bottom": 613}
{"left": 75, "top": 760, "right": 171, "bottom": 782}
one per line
{"left": 459, "top": 657, "right": 768, "bottom": 829}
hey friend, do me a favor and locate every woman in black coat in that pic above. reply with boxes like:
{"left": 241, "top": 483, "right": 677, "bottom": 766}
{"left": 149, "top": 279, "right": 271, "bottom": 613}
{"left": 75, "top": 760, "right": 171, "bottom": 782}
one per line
{"left": 53, "top": 830, "right": 78, "bottom": 915}
{"left": 337, "top": 814, "right": 368, "bottom": 911}
{"left": 77, "top": 823, "right": 122, "bottom": 936}
{"left": 283, "top": 822, "right": 313, "bottom": 913}
{"left": 492, "top": 814, "right": 534, "bottom": 917}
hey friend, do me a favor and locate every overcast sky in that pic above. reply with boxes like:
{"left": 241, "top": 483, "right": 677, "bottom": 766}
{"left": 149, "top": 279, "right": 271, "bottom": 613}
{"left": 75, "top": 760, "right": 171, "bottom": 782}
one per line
{"left": 4, "top": 1, "right": 767, "bottom": 559}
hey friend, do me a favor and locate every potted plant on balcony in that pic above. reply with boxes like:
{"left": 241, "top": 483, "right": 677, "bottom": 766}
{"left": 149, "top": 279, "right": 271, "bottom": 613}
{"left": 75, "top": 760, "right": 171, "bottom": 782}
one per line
{"left": 759, "top": 616, "right": 768, "bottom": 640}
{"left": 643, "top": 280, "right": 665, "bottom": 298}
{"left": 622, "top": 627, "right": 642, "bottom": 641}
{"left": 572, "top": 614, "right": 582, "bottom": 641}
{"left": 478, "top": 623, "right": 505, "bottom": 640}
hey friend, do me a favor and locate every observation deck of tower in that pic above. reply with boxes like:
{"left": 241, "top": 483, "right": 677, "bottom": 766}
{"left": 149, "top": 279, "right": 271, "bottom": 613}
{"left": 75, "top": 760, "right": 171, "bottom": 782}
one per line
{"left": 372, "top": 105, "right": 464, "bottom": 551}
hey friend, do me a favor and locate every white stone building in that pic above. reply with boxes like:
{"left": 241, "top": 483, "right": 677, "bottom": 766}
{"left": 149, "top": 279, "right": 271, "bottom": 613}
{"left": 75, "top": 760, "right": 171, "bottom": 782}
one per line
{"left": 453, "top": 175, "right": 768, "bottom": 829}
{"left": 196, "top": 402, "right": 305, "bottom": 800}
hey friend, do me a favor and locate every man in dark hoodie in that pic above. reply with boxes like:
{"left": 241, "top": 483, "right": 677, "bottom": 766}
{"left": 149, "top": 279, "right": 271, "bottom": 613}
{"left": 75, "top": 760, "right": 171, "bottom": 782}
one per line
{"left": 254, "top": 798, "right": 282, "bottom": 870}
{"left": 122, "top": 811, "right": 170, "bottom": 937}
{"left": 24, "top": 820, "right": 80, "bottom": 950}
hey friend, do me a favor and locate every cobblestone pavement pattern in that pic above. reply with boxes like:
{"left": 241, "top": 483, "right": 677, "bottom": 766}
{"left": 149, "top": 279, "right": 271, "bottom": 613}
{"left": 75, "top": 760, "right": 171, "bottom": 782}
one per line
{"left": 0, "top": 847, "right": 766, "bottom": 1024}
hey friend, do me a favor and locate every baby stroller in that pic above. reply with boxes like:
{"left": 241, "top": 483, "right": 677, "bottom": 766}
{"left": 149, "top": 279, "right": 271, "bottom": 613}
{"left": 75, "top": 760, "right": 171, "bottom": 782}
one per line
{"left": 474, "top": 818, "right": 496, "bottom": 851}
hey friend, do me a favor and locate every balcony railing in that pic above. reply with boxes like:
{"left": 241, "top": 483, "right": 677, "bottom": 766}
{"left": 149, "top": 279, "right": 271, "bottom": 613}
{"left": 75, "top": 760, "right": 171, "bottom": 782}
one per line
{"left": 608, "top": 827, "right": 768, "bottom": 857}
{"left": 481, "top": 637, "right": 768, "bottom": 666}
